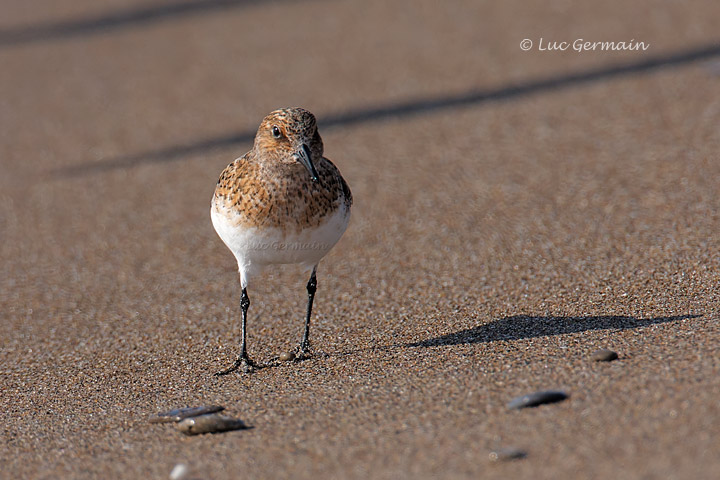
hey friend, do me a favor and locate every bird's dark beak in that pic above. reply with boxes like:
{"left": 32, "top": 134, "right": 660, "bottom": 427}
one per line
{"left": 295, "top": 144, "right": 319, "bottom": 183}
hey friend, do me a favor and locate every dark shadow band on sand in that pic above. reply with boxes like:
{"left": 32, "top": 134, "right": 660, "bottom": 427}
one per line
{"left": 51, "top": 42, "right": 720, "bottom": 178}
{"left": 0, "top": 0, "right": 290, "bottom": 47}
{"left": 407, "top": 314, "right": 702, "bottom": 348}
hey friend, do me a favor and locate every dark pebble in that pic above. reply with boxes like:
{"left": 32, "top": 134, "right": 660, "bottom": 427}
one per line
{"left": 507, "top": 390, "right": 568, "bottom": 410}
{"left": 590, "top": 349, "right": 618, "bottom": 362}
{"left": 149, "top": 405, "right": 225, "bottom": 424}
{"left": 489, "top": 447, "right": 527, "bottom": 462}
{"left": 177, "top": 413, "right": 249, "bottom": 435}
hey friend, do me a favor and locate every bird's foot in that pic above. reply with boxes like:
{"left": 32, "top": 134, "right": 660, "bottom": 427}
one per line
{"left": 293, "top": 341, "right": 313, "bottom": 361}
{"left": 214, "top": 355, "right": 258, "bottom": 376}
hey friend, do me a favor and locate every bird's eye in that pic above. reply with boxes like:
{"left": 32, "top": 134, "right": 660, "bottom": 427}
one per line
{"left": 271, "top": 126, "right": 282, "bottom": 138}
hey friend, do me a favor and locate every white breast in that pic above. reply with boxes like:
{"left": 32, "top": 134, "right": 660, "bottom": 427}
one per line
{"left": 211, "top": 204, "right": 350, "bottom": 288}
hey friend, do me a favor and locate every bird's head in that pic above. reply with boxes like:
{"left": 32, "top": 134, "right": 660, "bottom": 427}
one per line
{"left": 254, "top": 107, "right": 323, "bottom": 182}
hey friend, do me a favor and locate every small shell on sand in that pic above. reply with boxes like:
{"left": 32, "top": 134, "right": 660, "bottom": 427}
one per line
{"left": 177, "top": 413, "right": 248, "bottom": 435}
{"left": 169, "top": 463, "right": 189, "bottom": 480}
{"left": 149, "top": 405, "right": 225, "bottom": 424}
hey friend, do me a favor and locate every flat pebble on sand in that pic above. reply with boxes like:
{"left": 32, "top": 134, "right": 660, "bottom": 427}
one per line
{"left": 507, "top": 390, "right": 569, "bottom": 410}
{"left": 489, "top": 447, "right": 527, "bottom": 462}
{"left": 590, "top": 349, "right": 619, "bottom": 362}
{"left": 176, "top": 414, "right": 249, "bottom": 436}
{"left": 149, "top": 406, "right": 226, "bottom": 424}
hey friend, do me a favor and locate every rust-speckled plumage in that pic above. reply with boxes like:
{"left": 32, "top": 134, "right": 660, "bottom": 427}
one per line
{"left": 212, "top": 108, "right": 352, "bottom": 232}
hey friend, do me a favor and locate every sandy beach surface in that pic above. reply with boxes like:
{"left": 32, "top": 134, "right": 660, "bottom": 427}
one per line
{"left": 2, "top": 1, "right": 719, "bottom": 478}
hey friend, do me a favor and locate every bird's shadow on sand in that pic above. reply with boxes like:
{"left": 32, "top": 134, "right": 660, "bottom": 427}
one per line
{"left": 405, "top": 314, "right": 701, "bottom": 348}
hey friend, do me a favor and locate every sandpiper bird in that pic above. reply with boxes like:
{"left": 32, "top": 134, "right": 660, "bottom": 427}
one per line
{"left": 211, "top": 107, "right": 352, "bottom": 374}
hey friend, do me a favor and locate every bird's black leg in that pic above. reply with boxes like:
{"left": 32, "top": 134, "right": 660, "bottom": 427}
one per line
{"left": 295, "top": 267, "right": 317, "bottom": 360}
{"left": 215, "top": 287, "right": 257, "bottom": 375}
